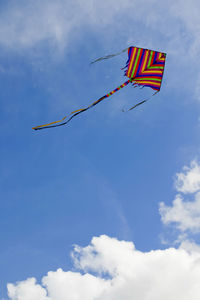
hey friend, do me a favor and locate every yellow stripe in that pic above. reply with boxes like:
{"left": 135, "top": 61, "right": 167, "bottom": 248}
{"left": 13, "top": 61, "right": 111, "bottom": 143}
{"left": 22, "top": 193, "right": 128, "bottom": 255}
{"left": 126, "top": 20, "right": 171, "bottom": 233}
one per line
{"left": 32, "top": 115, "right": 69, "bottom": 129}
{"left": 134, "top": 77, "right": 161, "bottom": 82}
{"left": 71, "top": 108, "right": 85, "bottom": 113}
{"left": 142, "top": 70, "right": 163, "bottom": 74}
{"left": 138, "top": 80, "right": 160, "bottom": 86}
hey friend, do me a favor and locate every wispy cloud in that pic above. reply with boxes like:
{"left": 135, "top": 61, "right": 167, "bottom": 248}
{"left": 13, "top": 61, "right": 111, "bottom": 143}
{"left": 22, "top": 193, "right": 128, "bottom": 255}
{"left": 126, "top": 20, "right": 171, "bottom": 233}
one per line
{"left": 0, "top": 0, "right": 134, "bottom": 52}
{"left": 0, "top": 0, "right": 199, "bottom": 100}
{"left": 0, "top": 0, "right": 200, "bottom": 97}
{"left": 0, "top": 0, "right": 199, "bottom": 58}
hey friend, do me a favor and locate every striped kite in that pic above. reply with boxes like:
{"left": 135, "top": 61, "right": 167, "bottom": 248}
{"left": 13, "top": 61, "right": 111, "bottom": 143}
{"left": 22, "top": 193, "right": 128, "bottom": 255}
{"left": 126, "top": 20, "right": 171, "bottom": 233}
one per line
{"left": 33, "top": 46, "right": 166, "bottom": 130}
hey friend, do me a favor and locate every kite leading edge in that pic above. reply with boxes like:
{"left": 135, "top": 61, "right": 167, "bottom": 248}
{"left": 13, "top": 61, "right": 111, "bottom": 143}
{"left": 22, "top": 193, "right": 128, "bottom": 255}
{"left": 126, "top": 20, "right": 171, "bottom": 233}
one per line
{"left": 32, "top": 46, "right": 166, "bottom": 130}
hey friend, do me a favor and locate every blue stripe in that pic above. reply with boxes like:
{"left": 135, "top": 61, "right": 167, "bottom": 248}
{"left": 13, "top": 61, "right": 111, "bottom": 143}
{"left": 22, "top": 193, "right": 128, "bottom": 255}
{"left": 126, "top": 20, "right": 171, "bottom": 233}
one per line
{"left": 136, "top": 49, "right": 145, "bottom": 76}
{"left": 126, "top": 47, "right": 134, "bottom": 66}
{"left": 153, "top": 52, "right": 159, "bottom": 64}
{"left": 135, "top": 74, "right": 162, "bottom": 78}
{"left": 141, "top": 84, "right": 160, "bottom": 90}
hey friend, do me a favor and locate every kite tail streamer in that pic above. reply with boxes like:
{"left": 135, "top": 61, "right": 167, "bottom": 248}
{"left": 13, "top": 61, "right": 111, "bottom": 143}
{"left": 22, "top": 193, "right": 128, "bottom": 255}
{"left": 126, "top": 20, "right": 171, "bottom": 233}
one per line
{"left": 124, "top": 90, "right": 159, "bottom": 112}
{"left": 32, "top": 79, "right": 132, "bottom": 130}
{"left": 128, "top": 100, "right": 147, "bottom": 111}
{"left": 90, "top": 48, "right": 128, "bottom": 65}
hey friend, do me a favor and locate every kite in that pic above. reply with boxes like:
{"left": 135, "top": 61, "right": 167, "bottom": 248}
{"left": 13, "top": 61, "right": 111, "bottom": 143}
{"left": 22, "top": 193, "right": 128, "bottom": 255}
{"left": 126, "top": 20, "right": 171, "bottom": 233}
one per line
{"left": 32, "top": 46, "right": 166, "bottom": 130}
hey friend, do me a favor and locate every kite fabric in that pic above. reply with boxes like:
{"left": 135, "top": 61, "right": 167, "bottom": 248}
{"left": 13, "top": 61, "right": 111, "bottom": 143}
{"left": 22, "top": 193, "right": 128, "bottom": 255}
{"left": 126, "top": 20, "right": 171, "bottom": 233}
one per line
{"left": 32, "top": 46, "right": 166, "bottom": 130}
{"left": 124, "top": 46, "right": 166, "bottom": 91}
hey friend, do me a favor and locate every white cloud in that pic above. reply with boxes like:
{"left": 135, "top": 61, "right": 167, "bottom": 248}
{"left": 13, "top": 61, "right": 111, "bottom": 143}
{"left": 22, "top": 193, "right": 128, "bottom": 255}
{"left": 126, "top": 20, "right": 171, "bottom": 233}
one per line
{"left": 179, "top": 239, "right": 200, "bottom": 253}
{"left": 159, "top": 192, "right": 200, "bottom": 232}
{"left": 7, "top": 235, "right": 200, "bottom": 300}
{"left": 7, "top": 278, "right": 49, "bottom": 300}
{"left": 175, "top": 160, "right": 200, "bottom": 194}
{"left": 7, "top": 160, "right": 200, "bottom": 299}
{"left": 42, "top": 269, "right": 108, "bottom": 300}
{"left": 159, "top": 160, "right": 200, "bottom": 234}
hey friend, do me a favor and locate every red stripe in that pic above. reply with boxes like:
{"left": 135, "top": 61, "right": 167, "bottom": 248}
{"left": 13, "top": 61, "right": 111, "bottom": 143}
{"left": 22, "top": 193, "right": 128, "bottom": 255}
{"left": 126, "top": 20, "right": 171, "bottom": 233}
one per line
{"left": 153, "top": 64, "right": 164, "bottom": 67}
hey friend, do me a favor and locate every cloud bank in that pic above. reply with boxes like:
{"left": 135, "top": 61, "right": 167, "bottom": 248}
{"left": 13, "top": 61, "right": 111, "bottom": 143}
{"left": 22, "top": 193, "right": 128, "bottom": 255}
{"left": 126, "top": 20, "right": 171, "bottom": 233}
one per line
{"left": 6, "top": 160, "right": 200, "bottom": 300}
{"left": 6, "top": 160, "right": 200, "bottom": 299}
{"left": 7, "top": 235, "right": 200, "bottom": 300}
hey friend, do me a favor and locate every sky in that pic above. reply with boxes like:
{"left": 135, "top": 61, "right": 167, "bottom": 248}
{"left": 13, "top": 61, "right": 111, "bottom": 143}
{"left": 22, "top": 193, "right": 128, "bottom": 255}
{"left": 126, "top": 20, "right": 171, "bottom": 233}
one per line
{"left": 1, "top": 0, "right": 200, "bottom": 299}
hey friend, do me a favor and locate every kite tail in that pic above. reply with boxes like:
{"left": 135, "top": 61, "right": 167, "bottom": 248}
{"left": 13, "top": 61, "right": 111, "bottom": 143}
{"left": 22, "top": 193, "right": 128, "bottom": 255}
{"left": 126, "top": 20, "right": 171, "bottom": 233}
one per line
{"left": 123, "top": 90, "right": 159, "bottom": 112}
{"left": 32, "top": 79, "right": 132, "bottom": 130}
{"left": 90, "top": 48, "right": 128, "bottom": 65}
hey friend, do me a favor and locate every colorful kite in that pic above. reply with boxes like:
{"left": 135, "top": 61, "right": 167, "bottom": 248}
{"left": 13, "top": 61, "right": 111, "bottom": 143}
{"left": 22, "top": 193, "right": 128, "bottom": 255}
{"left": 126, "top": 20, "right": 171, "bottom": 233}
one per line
{"left": 32, "top": 46, "right": 166, "bottom": 130}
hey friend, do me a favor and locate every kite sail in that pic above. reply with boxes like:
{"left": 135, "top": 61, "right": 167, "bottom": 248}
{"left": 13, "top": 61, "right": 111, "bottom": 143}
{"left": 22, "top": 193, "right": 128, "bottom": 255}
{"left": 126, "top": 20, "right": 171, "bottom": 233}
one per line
{"left": 32, "top": 46, "right": 166, "bottom": 130}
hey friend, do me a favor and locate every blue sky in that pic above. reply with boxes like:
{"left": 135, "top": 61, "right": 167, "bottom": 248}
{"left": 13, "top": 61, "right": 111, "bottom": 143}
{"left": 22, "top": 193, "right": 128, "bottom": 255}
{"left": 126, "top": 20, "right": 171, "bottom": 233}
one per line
{"left": 1, "top": 0, "right": 200, "bottom": 299}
